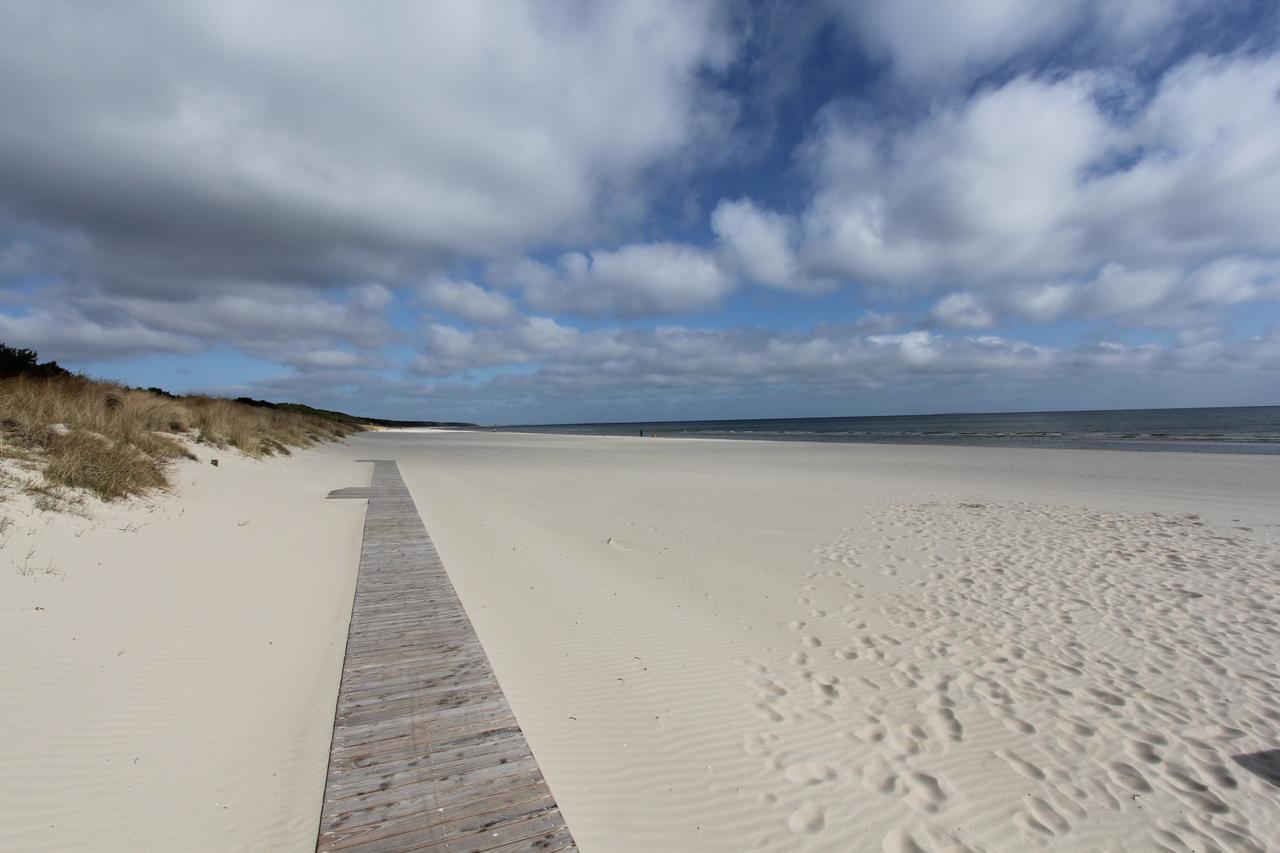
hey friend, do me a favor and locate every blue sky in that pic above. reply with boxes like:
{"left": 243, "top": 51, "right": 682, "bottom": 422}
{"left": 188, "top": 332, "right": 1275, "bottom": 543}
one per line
{"left": 1, "top": 1, "right": 1279, "bottom": 424}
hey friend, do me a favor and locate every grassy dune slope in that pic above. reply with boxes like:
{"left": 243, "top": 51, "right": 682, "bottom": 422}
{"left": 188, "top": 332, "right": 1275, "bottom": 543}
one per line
{"left": 0, "top": 373, "right": 363, "bottom": 504}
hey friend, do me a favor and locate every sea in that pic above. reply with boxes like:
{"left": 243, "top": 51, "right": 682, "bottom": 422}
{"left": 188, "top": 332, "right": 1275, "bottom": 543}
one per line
{"left": 493, "top": 406, "right": 1280, "bottom": 454}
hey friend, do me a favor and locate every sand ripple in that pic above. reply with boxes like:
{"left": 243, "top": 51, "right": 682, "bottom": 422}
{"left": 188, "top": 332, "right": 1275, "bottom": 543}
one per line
{"left": 740, "top": 501, "right": 1280, "bottom": 851}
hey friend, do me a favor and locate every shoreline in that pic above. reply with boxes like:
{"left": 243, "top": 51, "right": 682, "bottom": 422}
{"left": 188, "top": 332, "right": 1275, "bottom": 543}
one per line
{"left": 477, "top": 426, "right": 1280, "bottom": 455}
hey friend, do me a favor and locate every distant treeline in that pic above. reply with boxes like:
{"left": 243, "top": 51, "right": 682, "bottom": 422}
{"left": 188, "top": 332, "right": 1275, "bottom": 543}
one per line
{"left": 1, "top": 342, "right": 472, "bottom": 428}
{"left": 0, "top": 343, "right": 72, "bottom": 380}
{"left": 231, "top": 397, "right": 473, "bottom": 429}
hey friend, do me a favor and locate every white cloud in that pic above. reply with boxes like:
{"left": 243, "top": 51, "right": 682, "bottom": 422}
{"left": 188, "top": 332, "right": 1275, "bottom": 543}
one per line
{"left": 2, "top": 2, "right": 1277, "bottom": 421}
{"left": 1078, "top": 264, "right": 1179, "bottom": 316}
{"left": 801, "top": 72, "right": 1115, "bottom": 284}
{"left": 223, "top": 309, "right": 1280, "bottom": 422}
{"left": 405, "top": 315, "right": 1280, "bottom": 408}
{"left": 0, "top": 307, "right": 198, "bottom": 362}
{"left": 413, "top": 316, "right": 582, "bottom": 375}
{"left": 1004, "top": 284, "right": 1078, "bottom": 323}
{"left": 990, "top": 258, "right": 1280, "bottom": 326}
{"left": 419, "top": 277, "right": 516, "bottom": 325}
{"left": 0, "top": 1, "right": 740, "bottom": 293}
{"left": 1087, "top": 54, "right": 1280, "bottom": 261}
{"left": 281, "top": 349, "right": 384, "bottom": 371}
{"left": 1186, "top": 257, "right": 1280, "bottom": 305}
{"left": 928, "top": 293, "right": 997, "bottom": 329}
{"left": 698, "top": 50, "right": 1280, "bottom": 331}
{"left": 495, "top": 243, "right": 735, "bottom": 317}
{"left": 110, "top": 286, "right": 397, "bottom": 351}
{"left": 0, "top": 281, "right": 399, "bottom": 366}
{"left": 829, "top": 0, "right": 1223, "bottom": 87}
{"left": 712, "top": 198, "right": 805, "bottom": 289}
{"left": 833, "top": 0, "right": 1078, "bottom": 86}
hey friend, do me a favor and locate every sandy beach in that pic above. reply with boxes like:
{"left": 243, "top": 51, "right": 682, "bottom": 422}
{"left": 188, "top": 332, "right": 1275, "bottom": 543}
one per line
{"left": 0, "top": 443, "right": 367, "bottom": 851}
{"left": 4, "top": 430, "right": 1280, "bottom": 851}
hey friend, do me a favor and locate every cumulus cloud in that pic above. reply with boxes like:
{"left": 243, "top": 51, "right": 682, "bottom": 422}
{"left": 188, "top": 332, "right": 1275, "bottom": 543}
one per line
{"left": 494, "top": 244, "right": 735, "bottom": 317}
{"left": 0, "top": 306, "right": 198, "bottom": 363}
{"left": 833, "top": 0, "right": 1078, "bottom": 85}
{"left": 829, "top": 0, "right": 1232, "bottom": 87}
{"left": 1, "top": 2, "right": 1277, "bottom": 421}
{"left": 409, "top": 315, "right": 1278, "bottom": 389}
{"left": 411, "top": 320, "right": 1056, "bottom": 388}
{"left": 108, "top": 285, "right": 397, "bottom": 351}
{"left": 386, "top": 313, "right": 1280, "bottom": 420}
{"left": 0, "top": 1, "right": 739, "bottom": 295}
{"left": 412, "top": 316, "right": 587, "bottom": 375}
{"left": 970, "top": 258, "right": 1280, "bottom": 327}
{"left": 699, "top": 50, "right": 1280, "bottom": 329}
{"left": 800, "top": 72, "right": 1116, "bottom": 284}
{"left": 928, "top": 293, "right": 997, "bottom": 329}
{"left": 0, "top": 280, "right": 397, "bottom": 367}
{"left": 280, "top": 349, "right": 386, "bottom": 371}
{"left": 418, "top": 277, "right": 517, "bottom": 325}
{"left": 711, "top": 198, "right": 805, "bottom": 289}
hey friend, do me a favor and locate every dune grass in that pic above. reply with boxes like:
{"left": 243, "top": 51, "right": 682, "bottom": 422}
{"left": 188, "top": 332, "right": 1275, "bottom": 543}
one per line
{"left": 0, "top": 374, "right": 364, "bottom": 502}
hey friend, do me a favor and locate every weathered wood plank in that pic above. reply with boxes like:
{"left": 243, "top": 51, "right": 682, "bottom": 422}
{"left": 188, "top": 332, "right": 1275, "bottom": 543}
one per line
{"left": 317, "top": 460, "right": 574, "bottom": 852}
{"left": 329, "top": 705, "right": 522, "bottom": 753}
{"left": 322, "top": 784, "right": 557, "bottom": 848}
{"left": 325, "top": 756, "right": 546, "bottom": 817}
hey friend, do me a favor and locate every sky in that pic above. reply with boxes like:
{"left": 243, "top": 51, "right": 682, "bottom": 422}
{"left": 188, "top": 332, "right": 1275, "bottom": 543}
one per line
{"left": 1, "top": 0, "right": 1279, "bottom": 425}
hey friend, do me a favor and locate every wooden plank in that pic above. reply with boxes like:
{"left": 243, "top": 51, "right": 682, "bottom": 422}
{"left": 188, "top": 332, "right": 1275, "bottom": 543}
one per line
{"left": 325, "top": 756, "right": 546, "bottom": 816}
{"left": 329, "top": 704, "right": 520, "bottom": 752}
{"left": 317, "top": 460, "right": 574, "bottom": 852}
{"left": 330, "top": 720, "right": 533, "bottom": 766}
{"left": 323, "top": 784, "right": 557, "bottom": 848}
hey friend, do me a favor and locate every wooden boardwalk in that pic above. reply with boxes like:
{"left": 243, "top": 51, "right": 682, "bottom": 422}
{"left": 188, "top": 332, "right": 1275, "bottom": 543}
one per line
{"left": 318, "top": 460, "right": 575, "bottom": 852}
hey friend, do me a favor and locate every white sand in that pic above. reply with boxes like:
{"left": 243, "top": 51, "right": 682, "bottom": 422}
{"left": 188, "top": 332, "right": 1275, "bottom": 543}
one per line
{"left": 373, "top": 431, "right": 1280, "bottom": 853}
{"left": 0, "top": 443, "right": 365, "bottom": 851}
{"left": 3, "top": 430, "right": 1279, "bottom": 852}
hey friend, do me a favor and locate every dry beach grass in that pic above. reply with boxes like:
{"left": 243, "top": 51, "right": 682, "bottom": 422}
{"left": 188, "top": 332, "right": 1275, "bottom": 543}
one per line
{"left": 0, "top": 373, "right": 363, "bottom": 502}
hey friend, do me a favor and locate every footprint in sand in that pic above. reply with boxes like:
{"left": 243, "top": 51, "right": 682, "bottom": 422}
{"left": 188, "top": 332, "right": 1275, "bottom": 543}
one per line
{"left": 750, "top": 702, "right": 784, "bottom": 724}
{"left": 1023, "top": 795, "right": 1070, "bottom": 835}
{"left": 860, "top": 755, "right": 899, "bottom": 795}
{"left": 787, "top": 802, "right": 824, "bottom": 835}
{"left": 785, "top": 761, "right": 837, "bottom": 786}
{"left": 750, "top": 677, "right": 788, "bottom": 698}
{"left": 899, "top": 770, "right": 948, "bottom": 814}
{"left": 994, "top": 748, "right": 1044, "bottom": 781}
{"left": 1105, "top": 761, "right": 1152, "bottom": 794}
{"left": 926, "top": 708, "right": 963, "bottom": 742}
{"left": 805, "top": 671, "right": 841, "bottom": 701}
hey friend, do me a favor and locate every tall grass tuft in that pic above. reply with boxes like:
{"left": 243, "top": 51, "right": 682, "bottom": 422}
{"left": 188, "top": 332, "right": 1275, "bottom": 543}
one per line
{"left": 0, "top": 374, "right": 364, "bottom": 502}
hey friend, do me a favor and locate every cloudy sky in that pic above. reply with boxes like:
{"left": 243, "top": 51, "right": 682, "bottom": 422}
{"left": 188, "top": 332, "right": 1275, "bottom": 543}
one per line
{"left": 2, "top": 1, "right": 1279, "bottom": 423}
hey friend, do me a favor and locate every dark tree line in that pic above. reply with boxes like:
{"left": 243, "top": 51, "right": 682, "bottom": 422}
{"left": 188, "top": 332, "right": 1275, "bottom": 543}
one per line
{"left": 0, "top": 342, "right": 71, "bottom": 380}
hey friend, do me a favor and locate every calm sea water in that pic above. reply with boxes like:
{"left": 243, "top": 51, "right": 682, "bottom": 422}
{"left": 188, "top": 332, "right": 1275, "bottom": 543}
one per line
{"left": 494, "top": 406, "right": 1280, "bottom": 454}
